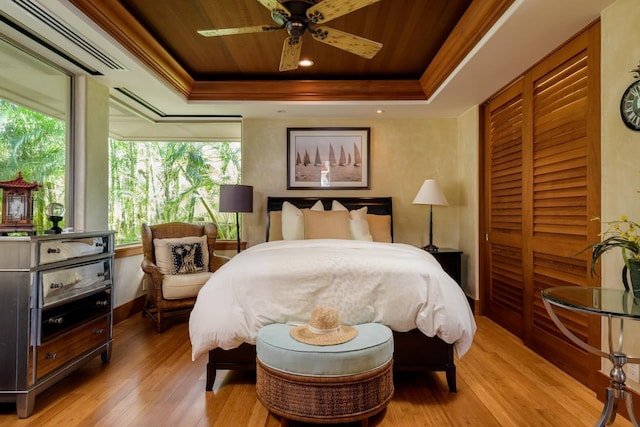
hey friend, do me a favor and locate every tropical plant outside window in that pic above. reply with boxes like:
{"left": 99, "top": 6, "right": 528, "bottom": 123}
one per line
{"left": 108, "top": 139, "right": 241, "bottom": 245}
{"left": 0, "top": 99, "right": 66, "bottom": 233}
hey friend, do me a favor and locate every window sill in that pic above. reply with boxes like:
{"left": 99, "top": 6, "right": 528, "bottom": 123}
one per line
{"left": 115, "top": 240, "right": 245, "bottom": 258}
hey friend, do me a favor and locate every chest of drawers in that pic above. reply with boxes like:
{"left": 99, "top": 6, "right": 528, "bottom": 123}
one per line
{"left": 0, "top": 231, "right": 114, "bottom": 418}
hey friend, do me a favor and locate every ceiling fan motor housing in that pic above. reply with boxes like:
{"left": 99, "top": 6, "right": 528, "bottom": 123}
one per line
{"left": 286, "top": 21, "right": 306, "bottom": 37}
{"left": 280, "top": 1, "right": 313, "bottom": 37}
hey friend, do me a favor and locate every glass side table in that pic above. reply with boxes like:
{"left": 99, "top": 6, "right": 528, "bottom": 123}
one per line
{"left": 542, "top": 286, "right": 640, "bottom": 427}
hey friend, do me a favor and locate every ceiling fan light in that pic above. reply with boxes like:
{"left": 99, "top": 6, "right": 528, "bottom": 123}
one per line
{"left": 286, "top": 21, "right": 306, "bottom": 37}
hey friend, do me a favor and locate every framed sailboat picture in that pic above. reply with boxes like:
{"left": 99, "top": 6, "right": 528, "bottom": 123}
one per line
{"left": 287, "top": 127, "right": 370, "bottom": 189}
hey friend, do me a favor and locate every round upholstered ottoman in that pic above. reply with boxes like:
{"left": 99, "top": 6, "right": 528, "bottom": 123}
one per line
{"left": 256, "top": 323, "right": 394, "bottom": 426}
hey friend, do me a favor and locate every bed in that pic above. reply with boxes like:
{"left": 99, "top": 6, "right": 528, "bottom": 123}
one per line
{"left": 189, "top": 196, "right": 476, "bottom": 392}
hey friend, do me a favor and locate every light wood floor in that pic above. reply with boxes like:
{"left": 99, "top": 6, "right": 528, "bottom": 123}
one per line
{"left": 0, "top": 315, "right": 632, "bottom": 426}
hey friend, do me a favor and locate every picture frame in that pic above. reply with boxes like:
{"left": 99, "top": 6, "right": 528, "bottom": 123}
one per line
{"left": 287, "top": 127, "right": 370, "bottom": 189}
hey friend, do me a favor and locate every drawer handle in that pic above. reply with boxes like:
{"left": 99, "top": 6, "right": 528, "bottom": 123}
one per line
{"left": 97, "top": 272, "right": 106, "bottom": 278}
{"left": 47, "top": 248, "right": 61, "bottom": 254}
{"left": 95, "top": 242, "right": 105, "bottom": 247}
{"left": 45, "top": 353, "right": 58, "bottom": 359}
{"left": 93, "top": 328, "right": 104, "bottom": 335}
{"left": 95, "top": 300, "right": 108, "bottom": 307}
{"left": 49, "top": 282, "right": 64, "bottom": 289}
{"left": 47, "top": 316, "right": 64, "bottom": 324}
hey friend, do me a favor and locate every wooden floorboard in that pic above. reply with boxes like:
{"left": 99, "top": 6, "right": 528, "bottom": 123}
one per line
{"left": 0, "top": 315, "right": 632, "bottom": 426}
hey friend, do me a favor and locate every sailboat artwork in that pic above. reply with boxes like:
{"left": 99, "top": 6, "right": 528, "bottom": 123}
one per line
{"left": 328, "top": 144, "right": 337, "bottom": 166}
{"left": 353, "top": 143, "right": 361, "bottom": 167}
{"left": 289, "top": 128, "right": 369, "bottom": 189}
{"left": 339, "top": 146, "right": 346, "bottom": 166}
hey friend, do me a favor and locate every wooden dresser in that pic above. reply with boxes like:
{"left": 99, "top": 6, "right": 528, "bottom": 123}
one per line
{"left": 0, "top": 230, "right": 114, "bottom": 418}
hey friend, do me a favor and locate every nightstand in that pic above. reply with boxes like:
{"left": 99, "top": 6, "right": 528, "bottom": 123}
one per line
{"left": 429, "top": 248, "right": 462, "bottom": 287}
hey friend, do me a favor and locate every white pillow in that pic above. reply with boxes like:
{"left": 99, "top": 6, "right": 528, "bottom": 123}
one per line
{"left": 331, "top": 200, "right": 373, "bottom": 241}
{"left": 281, "top": 200, "right": 324, "bottom": 240}
{"left": 153, "top": 235, "right": 209, "bottom": 275}
{"left": 331, "top": 200, "right": 347, "bottom": 211}
{"left": 349, "top": 206, "right": 373, "bottom": 241}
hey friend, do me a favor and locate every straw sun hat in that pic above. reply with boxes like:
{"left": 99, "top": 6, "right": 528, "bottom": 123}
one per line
{"left": 290, "top": 307, "right": 358, "bottom": 346}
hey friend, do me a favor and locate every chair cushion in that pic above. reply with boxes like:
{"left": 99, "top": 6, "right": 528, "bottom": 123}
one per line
{"left": 153, "top": 235, "right": 209, "bottom": 275}
{"left": 257, "top": 323, "right": 393, "bottom": 376}
{"left": 161, "top": 271, "right": 213, "bottom": 299}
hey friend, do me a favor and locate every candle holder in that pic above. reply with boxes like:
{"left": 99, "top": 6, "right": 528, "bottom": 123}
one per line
{"left": 46, "top": 203, "right": 65, "bottom": 234}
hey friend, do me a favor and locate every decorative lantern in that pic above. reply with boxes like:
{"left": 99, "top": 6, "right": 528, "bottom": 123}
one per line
{"left": 0, "top": 172, "right": 41, "bottom": 235}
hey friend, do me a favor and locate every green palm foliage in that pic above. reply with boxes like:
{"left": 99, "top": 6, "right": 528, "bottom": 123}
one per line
{"left": 109, "top": 139, "right": 241, "bottom": 245}
{"left": 0, "top": 100, "right": 66, "bottom": 233}
{"left": 0, "top": 98, "right": 242, "bottom": 243}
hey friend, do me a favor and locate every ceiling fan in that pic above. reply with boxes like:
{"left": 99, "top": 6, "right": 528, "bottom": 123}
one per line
{"left": 197, "top": 0, "right": 383, "bottom": 72}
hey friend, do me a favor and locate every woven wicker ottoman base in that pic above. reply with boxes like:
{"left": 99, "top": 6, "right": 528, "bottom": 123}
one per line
{"left": 255, "top": 323, "right": 394, "bottom": 426}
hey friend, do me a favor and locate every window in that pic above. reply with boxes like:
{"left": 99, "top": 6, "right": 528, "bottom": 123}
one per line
{"left": 0, "top": 39, "right": 70, "bottom": 233}
{"left": 108, "top": 139, "right": 241, "bottom": 245}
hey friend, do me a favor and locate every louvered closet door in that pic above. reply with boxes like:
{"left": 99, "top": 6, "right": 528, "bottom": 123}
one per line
{"left": 482, "top": 22, "right": 600, "bottom": 387}
{"left": 526, "top": 27, "right": 601, "bottom": 385}
{"left": 483, "top": 80, "right": 525, "bottom": 337}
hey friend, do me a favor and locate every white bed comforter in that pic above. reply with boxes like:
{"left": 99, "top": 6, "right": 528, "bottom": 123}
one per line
{"left": 189, "top": 239, "right": 476, "bottom": 360}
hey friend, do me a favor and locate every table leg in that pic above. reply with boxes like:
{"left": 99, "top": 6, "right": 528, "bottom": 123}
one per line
{"left": 626, "top": 391, "right": 640, "bottom": 427}
{"left": 595, "top": 387, "right": 616, "bottom": 426}
{"left": 596, "top": 353, "right": 640, "bottom": 427}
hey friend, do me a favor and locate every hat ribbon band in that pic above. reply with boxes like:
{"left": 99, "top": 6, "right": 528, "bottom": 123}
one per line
{"left": 308, "top": 325, "right": 340, "bottom": 335}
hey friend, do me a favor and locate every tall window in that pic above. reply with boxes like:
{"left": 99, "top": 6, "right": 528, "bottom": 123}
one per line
{"left": 0, "top": 39, "right": 70, "bottom": 233}
{"left": 108, "top": 139, "right": 241, "bottom": 245}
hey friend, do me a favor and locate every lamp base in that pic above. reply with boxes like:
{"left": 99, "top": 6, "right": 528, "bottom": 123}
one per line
{"left": 422, "top": 244, "right": 439, "bottom": 252}
{"left": 47, "top": 216, "right": 63, "bottom": 234}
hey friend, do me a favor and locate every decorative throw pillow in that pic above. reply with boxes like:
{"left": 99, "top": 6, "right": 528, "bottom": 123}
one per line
{"left": 153, "top": 235, "right": 209, "bottom": 275}
{"left": 331, "top": 200, "right": 373, "bottom": 241}
{"left": 268, "top": 211, "right": 283, "bottom": 241}
{"left": 367, "top": 214, "right": 393, "bottom": 243}
{"left": 348, "top": 206, "right": 373, "bottom": 241}
{"left": 303, "top": 210, "right": 351, "bottom": 239}
{"left": 281, "top": 200, "right": 324, "bottom": 240}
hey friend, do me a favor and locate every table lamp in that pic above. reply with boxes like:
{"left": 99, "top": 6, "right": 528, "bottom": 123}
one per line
{"left": 219, "top": 184, "right": 253, "bottom": 253}
{"left": 412, "top": 179, "right": 448, "bottom": 252}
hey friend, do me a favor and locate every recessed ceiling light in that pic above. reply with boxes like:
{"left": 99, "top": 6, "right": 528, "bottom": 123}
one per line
{"left": 376, "top": 109, "right": 385, "bottom": 114}
{"left": 298, "top": 59, "right": 314, "bottom": 67}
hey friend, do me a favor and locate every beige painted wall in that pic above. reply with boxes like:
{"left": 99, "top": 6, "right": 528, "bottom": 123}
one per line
{"left": 457, "top": 106, "right": 480, "bottom": 299}
{"left": 242, "top": 117, "right": 463, "bottom": 268}
{"left": 600, "top": 0, "right": 640, "bottom": 388}
{"left": 601, "top": 0, "right": 640, "bottom": 290}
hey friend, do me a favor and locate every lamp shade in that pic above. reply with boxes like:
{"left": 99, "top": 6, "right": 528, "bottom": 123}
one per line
{"left": 219, "top": 184, "right": 253, "bottom": 213}
{"left": 412, "top": 179, "right": 448, "bottom": 206}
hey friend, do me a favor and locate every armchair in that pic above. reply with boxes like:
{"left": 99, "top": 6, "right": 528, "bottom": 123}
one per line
{"left": 141, "top": 222, "right": 228, "bottom": 332}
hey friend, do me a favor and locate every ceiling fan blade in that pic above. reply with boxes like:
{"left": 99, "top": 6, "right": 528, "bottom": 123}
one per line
{"left": 198, "top": 25, "right": 279, "bottom": 37}
{"left": 306, "top": 0, "right": 381, "bottom": 24}
{"left": 311, "top": 26, "right": 382, "bottom": 59}
{"left": 257, "top": 0, "right": 290, "bottom": 19}
{"left": 279, "top": 36, "right": 302, "bottom": 71}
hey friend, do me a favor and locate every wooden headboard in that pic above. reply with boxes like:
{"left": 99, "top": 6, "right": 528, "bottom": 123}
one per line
{"left": 266, "top": 196, "right": 393, "bottom": 242}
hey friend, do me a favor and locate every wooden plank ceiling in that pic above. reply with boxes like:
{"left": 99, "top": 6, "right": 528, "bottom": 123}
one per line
{"left": 69, "top": 0, "right": 514, "bottom": 101}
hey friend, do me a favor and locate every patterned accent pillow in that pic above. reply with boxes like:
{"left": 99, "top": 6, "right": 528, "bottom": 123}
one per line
{"left": 153, "top": 235, "right": 209, "bottom": 275}
{"left": 169, "top": 241, "right": 206, "bottom": 274}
